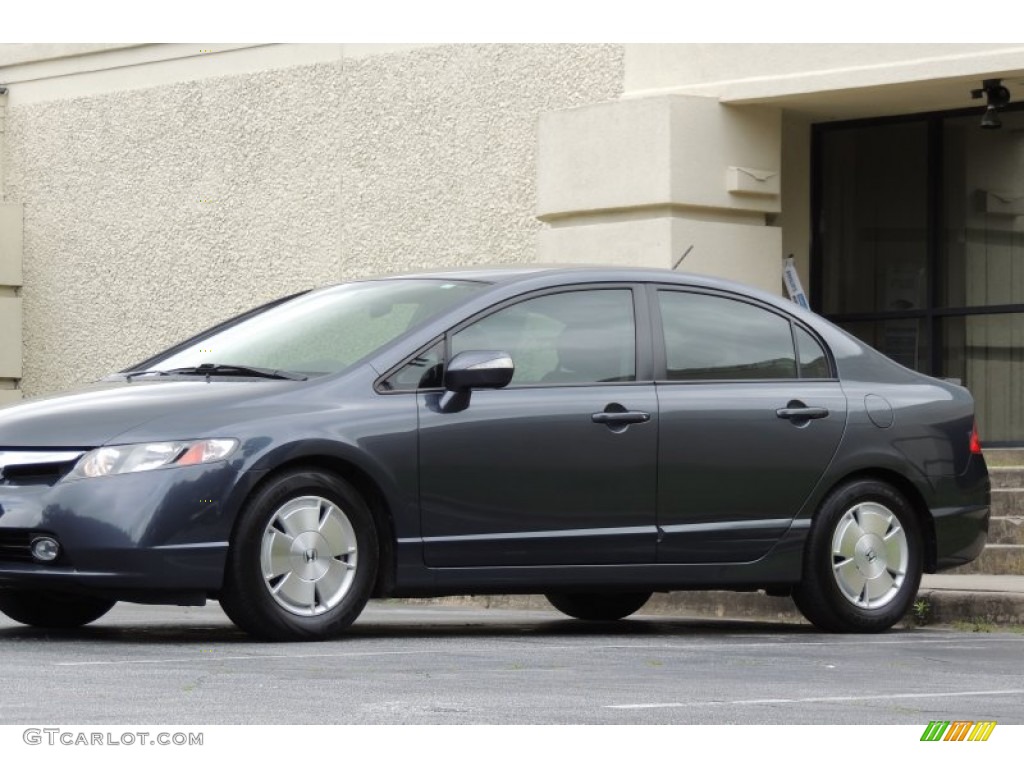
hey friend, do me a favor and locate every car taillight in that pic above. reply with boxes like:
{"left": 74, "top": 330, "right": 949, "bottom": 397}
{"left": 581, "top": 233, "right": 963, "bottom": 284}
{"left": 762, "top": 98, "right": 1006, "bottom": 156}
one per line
{"left": 970, "top": 420, "right": 983, "bottom": 455}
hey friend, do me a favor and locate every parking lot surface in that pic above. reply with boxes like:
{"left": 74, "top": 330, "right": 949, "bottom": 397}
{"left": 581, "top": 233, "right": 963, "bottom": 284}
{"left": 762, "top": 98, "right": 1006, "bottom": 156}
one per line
{"left": 1, "top": 601, "right": 1022, "bottom": 724}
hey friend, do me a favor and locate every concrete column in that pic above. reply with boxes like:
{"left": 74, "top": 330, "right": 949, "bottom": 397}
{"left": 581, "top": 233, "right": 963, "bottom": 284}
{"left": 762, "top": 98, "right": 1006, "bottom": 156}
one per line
{"left": 0, "top": 89, "right": 23, "bottom": 404}
{"left": 536, "top": 95, "right": 783, "bottom": 294}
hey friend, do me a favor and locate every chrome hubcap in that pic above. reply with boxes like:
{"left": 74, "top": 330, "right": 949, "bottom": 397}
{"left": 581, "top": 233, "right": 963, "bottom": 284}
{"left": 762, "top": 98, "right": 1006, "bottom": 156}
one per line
{"left": 260, "top": 496, "right": 357, "bottom": 616}
{"left": 831, "top": 501, "right": 908, "bottom": 609}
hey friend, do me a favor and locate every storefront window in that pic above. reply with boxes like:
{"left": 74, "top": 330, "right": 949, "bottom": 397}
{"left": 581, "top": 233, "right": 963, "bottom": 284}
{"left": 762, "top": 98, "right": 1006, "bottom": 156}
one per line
{"left": 820, "top": 122, "right": 928, "bottom": 316}
{"left": 942, "top": 313, "right": 1024, "bottom": 443}
{"left": 942, "top": 112, "right": 1024, "bottom": 309}
{"left": 838, "top": 318, "right": 929, "bottom": 374}
{"left": 816, "top": 105, "right": 1024, "bottom": 444}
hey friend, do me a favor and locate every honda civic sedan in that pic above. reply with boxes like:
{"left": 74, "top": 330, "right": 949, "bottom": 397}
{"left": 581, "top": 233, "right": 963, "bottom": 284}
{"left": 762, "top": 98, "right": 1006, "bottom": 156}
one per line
{"left": 0, "top": 266, "right": 989, "bottom": 640}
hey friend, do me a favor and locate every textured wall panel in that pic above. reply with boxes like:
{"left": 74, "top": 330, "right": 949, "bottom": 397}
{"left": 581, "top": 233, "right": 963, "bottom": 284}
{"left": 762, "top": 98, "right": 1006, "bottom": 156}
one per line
{"left": 340, "top": 44, "right": 623, "bottom": 277}
{"left": 5, "top": 62, "right": 343, "bottom": 396}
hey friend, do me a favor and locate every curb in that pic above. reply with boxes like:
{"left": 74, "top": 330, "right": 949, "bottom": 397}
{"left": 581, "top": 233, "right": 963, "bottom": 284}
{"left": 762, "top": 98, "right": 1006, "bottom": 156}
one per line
{"left": 385, "top": 588, "right": 1024, "bottom": 630}
{"left": 914, "top": 588, "right": 1024, "bottom": 628}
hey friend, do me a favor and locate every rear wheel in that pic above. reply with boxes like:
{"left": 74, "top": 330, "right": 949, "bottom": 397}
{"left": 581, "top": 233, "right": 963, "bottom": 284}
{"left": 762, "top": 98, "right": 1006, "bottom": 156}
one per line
{"left": 220, "top": 468, "right": 379, "bottom": 642}
{"left": 0, "top": 589, "right": 116, "bottom": 628}
{"left": 545, "top": 591, "right": 652, "bottom": 621}
{"left": 793, "top": 479, "right": 922, "bottom": 633}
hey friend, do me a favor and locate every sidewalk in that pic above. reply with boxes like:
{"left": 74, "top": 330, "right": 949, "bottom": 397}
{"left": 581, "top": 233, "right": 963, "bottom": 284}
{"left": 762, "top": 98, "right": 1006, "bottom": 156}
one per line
{"left": 393, "top": 574, "right": 1024, "bottom": 629}
{"left": 920, "top": 573, "right": 1024, "bottom": 592}
{"left": 915, "top": 573, "right": 1024, "bottom": 628}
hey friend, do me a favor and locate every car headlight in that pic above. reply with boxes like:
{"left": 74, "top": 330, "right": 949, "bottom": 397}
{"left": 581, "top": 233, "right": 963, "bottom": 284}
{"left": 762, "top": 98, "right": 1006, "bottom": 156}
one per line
{"left": 68, "top": 439, "right": 238, "bottom": 479}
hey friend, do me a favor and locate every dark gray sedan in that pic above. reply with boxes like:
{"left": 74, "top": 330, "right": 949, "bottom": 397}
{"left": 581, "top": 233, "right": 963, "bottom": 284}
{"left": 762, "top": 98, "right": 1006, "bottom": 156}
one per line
{"left": 0, "top": 267, "right": 990, "bottom": 640}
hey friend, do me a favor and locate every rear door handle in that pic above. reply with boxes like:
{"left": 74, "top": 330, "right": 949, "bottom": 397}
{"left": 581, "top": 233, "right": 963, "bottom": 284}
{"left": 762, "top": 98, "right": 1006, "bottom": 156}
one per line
{"left": 776, "top": 406, "right": 829, "bottom": 420}
{"left": 592, "top": 411, "right": 651, "bottom": 425}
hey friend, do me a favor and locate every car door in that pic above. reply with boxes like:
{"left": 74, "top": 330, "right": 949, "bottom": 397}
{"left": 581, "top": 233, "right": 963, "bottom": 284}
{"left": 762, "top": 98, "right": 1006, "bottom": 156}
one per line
{"left": 416, "top": 286, "right": 659, "bottom": 567}
{"left": 652, "top": 288, "right": 848, "bottom": 563}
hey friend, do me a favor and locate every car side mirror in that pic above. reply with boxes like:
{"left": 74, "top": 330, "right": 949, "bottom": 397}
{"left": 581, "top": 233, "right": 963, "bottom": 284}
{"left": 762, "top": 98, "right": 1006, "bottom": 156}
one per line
{"left": 440, "top": 350, "right": 514, "bottom": 412}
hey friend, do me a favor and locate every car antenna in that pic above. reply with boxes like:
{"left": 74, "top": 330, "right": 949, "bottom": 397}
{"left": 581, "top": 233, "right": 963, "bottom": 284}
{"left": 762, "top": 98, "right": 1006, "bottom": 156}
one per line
{"left": 672, "top": 245, "right": 694, "bottom": 271}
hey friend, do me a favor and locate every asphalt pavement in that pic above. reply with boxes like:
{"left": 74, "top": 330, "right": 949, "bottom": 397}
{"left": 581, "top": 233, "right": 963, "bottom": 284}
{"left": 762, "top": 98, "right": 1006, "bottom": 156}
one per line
{"left": 1, "top": 601, "right": 1022, "bottom": 725}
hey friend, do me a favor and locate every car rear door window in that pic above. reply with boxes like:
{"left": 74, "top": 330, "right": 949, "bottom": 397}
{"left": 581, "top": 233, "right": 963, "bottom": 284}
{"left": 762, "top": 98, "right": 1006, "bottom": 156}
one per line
{"left": 451, "top": 289, "right": 636, "bottom": 385}
{"left": 658, "top": 291, "right": 797, "bottom": 380}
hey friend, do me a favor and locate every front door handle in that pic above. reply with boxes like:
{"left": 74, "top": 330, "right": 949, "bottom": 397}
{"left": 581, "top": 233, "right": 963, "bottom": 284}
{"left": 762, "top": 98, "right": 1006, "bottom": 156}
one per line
{"left": 592, "top": 411, "right": 651, "bottom": 425}
{"left": 776, "top": 406, "right": 829, "bottom": 421}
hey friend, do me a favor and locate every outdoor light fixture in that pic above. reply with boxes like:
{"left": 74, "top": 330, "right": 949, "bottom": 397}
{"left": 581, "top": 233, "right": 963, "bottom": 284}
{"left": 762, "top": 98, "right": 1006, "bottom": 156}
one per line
{"left": 971, "top": 79, "right": 1012, "bottom": 129}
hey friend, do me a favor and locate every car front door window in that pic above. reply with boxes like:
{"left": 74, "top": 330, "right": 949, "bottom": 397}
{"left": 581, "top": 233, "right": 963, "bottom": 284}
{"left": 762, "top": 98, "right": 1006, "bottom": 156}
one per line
{"left": 450, "top": 289, "right": 636, "bottom": 386}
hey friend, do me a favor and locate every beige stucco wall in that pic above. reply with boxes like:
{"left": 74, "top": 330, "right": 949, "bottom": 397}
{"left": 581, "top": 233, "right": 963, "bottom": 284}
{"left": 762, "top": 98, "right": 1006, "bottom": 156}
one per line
{"left": 341, "top": 45, "right": 624, "bottom": 276}
{"left": 4, "top": 61, "right": 344, "bottom": 397}
{"left": 2, "top": 44, "right": 624, "bottom": 397}
{"left": 536, "top": 95, "right": 784, "bottom": 294}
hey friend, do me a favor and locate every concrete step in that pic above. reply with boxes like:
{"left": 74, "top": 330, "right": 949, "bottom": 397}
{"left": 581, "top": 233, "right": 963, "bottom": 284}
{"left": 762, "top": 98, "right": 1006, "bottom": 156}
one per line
{"left": 989, "top": 467, "right": 1024, "bottom": 489}
{"left": 914, "top": 579, "right": 1024, "bottom": 627}
{"left": 948, "top": 543, "right": 1024, "bottom": 576}
{"left": 992, "top": 488, "right": 1024, "bottom": 515}
{"left": 984, "top": 448, "right": 1024, "bottom": 467}
{"left": 989, "top": 516, "right": 1024, "bottom": 545}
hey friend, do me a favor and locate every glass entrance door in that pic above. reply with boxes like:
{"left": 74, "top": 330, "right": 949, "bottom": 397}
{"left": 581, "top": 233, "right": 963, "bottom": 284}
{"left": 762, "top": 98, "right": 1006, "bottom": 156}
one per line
{"left": 815, "top": 107, "right": 1024, "bottom": 444}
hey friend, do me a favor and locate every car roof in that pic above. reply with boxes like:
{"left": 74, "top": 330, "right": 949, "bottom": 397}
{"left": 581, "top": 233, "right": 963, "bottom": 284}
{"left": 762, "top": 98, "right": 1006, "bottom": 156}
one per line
{"left": 374, "top": 264, "right": 564, "bottom": 283}
{"left": 374, "top": 263, "right": 761, "bottom": 292}
{"left": 373, "top": 264, "right": 801, "bottom": 311}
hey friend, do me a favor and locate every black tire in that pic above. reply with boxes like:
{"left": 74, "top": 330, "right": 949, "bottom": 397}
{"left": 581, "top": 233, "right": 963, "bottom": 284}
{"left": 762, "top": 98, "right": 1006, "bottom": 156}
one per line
{"left": 0, "top": 589, "right": 116, "bottom": 629}
{"left": 545, "top": 591, "right": 652, "bottom": 621}
{"left": 793, "top": 479, "right": 922, "bottom": 633}
{"left": 219, "top": 468, "right": 379, "bottom": 642}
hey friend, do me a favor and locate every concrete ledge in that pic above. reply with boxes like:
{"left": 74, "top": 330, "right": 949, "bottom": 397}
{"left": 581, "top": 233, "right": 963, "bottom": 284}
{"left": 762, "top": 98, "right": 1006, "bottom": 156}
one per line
{"left": 394, "top": 591, "right": 807, "bottom": 624}
{"left": 989, "top": 517, "right": 1024, "bottom": 544}
{"left": 389, "top": 577, "right": 1024, "bottom": 630}
{"left": 914, "top": 589, "right": 1024, "bottom": 627}
{"left": 991, "top": 489, "right": 1024, "bottom": 515}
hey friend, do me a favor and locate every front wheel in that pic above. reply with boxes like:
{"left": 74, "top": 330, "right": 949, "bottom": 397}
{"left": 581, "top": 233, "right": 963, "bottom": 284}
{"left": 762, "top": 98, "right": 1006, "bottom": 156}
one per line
{"left": 219, "top": 468, "right": 379, "bottom": 642}
{"left": 793, "top": 479, "right": 922, "bottom": 633}
{"left": 0, "top": 589, "right": 116, "bottom": 628}
{"left": 545, "top": 592, "right": 652, "bottom": 621}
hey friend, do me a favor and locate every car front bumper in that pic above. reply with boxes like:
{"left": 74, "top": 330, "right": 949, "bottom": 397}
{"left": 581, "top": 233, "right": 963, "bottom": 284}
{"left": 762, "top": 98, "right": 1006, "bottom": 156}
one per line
{"left": 0, "top": 461, "right": 248, "bottom": 603}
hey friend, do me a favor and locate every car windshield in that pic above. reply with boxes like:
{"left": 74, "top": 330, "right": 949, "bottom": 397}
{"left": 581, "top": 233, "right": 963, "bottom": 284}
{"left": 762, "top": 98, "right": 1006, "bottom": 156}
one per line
{"left": 129, "top": 279, "right": 486, "bottom": 378}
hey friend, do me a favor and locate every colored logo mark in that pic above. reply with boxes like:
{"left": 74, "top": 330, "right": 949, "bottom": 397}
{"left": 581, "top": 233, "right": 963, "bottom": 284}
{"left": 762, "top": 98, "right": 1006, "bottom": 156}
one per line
{"left": 920, "top": 720, "right": 996, "bottom": 742}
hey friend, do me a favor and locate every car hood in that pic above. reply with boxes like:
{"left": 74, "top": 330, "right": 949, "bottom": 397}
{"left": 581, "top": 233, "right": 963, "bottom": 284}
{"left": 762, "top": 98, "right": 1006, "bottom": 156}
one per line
{"left": 0, "top": 379, "right": 301, "bottom": 448}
